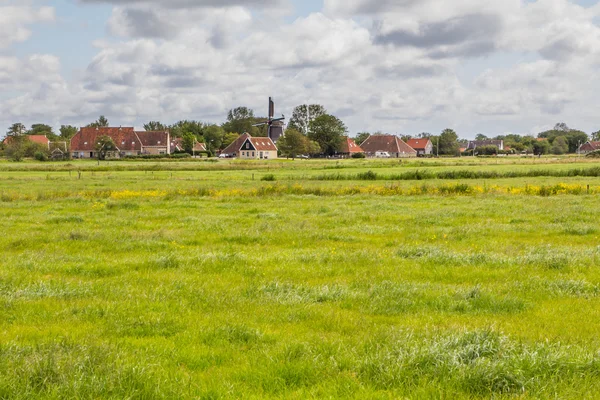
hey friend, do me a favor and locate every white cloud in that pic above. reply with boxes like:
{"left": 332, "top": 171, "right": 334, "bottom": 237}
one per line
{"left": 0, "top": 5, "right": 54, "bottom": 48}
{"left": 3, "top": 0, "right": 600, "bottom": 138}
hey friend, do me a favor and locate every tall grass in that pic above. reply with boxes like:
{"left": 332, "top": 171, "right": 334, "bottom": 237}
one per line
{"left": 313, "top": 166, "right": 600, "bottom": 181}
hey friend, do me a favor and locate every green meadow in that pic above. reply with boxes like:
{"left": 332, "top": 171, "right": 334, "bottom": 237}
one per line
{"left": 1, "top": 157, "right": 600, "bottom": 399}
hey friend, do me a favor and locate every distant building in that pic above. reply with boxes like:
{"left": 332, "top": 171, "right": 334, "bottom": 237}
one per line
{"left": 406, "top": 138, "right": 434, "bottom": 156}
{"left": 2, "top": 135, "right": 50, "bottom": 149}
{"left": 221, "top": 133, "right": 251, "bottom": 158}
{"left": 360, "top": 135, "right": 417, "bottom": 158}
{"left": 579, "top": 141, "right": 600, "bottom": 154}
{"left": 170, "top": 138, "right": 206, "bottom": 153}
{"left": 239, "top": 137, "right": 278, "bottom": 160}
{"left": 339, "top": 137, "right": 363, "bottom": 157}
{"left": 70, "top": 127, "right": 170, "bottom": 158}
{"left": 467, "top": 140, "right": 504, "bottom": 151}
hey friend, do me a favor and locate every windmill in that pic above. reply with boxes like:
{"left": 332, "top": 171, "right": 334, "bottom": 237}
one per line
{"left": 253, "top": 97, "right": 285, "bottom": 143}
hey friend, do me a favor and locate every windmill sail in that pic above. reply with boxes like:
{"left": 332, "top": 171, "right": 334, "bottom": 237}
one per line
{"left": 269, "top": 97, "right": 275, "bottom": 120}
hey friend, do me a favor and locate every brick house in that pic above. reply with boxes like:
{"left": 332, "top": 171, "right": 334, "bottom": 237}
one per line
{"left": 406, "top": 138, "right": 434, "bottom": 156}
{"left": 221, "top": 133, "right": 251, "bottom": 158}
{"left": 339, "top": 137, "right": 364, "bottom": 157}
{"left": 2, "top": 135, "right": 50, "bottom": 149}
{"left": 70, "top": 127, "right": 170, "bottom": 158}
{"left": 360, "top": 134, "right": 417, "bottom": 158}
{"left": 579, "top": 141, "right": 600, "bottom": 154}
{"left": 239, "top": 137, "right": 278, "bottom": 159}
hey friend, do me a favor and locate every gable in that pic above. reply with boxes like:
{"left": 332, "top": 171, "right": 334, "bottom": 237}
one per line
{"left": 240, "top": 139, "right": 256, "bottom": 152}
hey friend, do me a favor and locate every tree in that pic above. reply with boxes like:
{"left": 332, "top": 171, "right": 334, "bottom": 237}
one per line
{"left": 144, "top": 121, "right": 166, "bottom": 131}
{"left": 222, "top": 107, "right": 256, "bottom": 135}
{"left": 87, "top": 115, "right": 109, "bottom": 128}
{"left": 354, "top": 132, "right": 370, "bottom": 146}
{"left": 204, "top": 125, "right": 225, "bottom": 153}
{"left": 7, "top": 123, "right": 27, "bottom": 137}
{"left": 59, "top": 125, "right": 78, "bottom": 140}
{"left": 95, "top": 135, "right": 116, "bottom": 160}
{"left": 592, "top": 130, "right": 600, "bottom": 141}
{"left": 551, "top": 136, "right": 569, "bottom": 155}
{"left": 182, "top": 132, "right": 196, "bottom": 154}
{"left": 554, "top": 122, "right": 570, "bottom": 132}
{"left": 308, "top": 114, "right": 347, "bottom": 156}
{"left": 438, "top": 129, "right": 460, "bottom": 155}
{"left": 288, "top": 104, "right": 327, "bottom": 134}
{"left": 475, "top": 133, "right": 489, "bottom": 141}
{"left": 532, "top": 140, "right": 550, "bottom": 156}
{"left": 30, "top": 124, "right": 58, "bottom": 141}
{"left": 170, "top": 120, "right": 205, "bottom": 138}
{"left": 279, "top": 129, "right": 308, "bottom": 159}
{"left": 222, "top": 132, "right": 240, "bottom": 149}
{"left": 308, "top": 140, "right": 322, "bottom": 155}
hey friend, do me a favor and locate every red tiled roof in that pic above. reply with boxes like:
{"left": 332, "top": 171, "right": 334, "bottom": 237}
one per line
{"left": 170, "top": 138, "right": 184, "bottom": 151}
{"left": 136, "top": 131, "right": 169, "bottom": 147}
{"left": 582, "top": 141, "right": 600, "bottom": 151}
{"left": 222, "top": 132, "right": 251, "bottom": 154}
{"left": 194, "top": 142, "right": 206, "bottom": 151}
{"left": 406, "top": 138, "right": 431, "bottom": 151}
{"left": 3, "top": 135, "right": 50, "bottom": 147}
{"left": 340, "top": 137, "right": 363, "bottom": 153}
{"left": 247, "top": 137, "right": 277, "bottom": 151}
{"left": 28, "top": 135, "right": 51, "bottom": 146}
{"left": 71, "top": 127, "right": 139, "bottom": 152}
{"left": 360, "top": 135, "right": 417, "bottom": 155}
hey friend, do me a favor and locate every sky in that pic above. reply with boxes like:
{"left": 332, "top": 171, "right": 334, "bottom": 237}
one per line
{"left": 2, "top": 0, "right": 600, "bottom": 139}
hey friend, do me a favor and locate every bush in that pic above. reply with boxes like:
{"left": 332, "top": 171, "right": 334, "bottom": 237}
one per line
{"left": 586, "top": 150, "right": 600, "bottom": 158}
{"left": 357, "top": 170, "right": 378, "bottom": 180}
{"left": 351, "top": 152, "right": 366, "bottom": 159}
{"left": 261, "top": 174, "right": 276, "bottom": 181}
{"left": 34, "top": 151, "right": 48, "bottom": 162}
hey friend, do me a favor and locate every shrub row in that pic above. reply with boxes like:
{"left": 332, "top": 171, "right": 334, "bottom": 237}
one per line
{"left": 313, "top": 167, "right": 600, "bottom": 181}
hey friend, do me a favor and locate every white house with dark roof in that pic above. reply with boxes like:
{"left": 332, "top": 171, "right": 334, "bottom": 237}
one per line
{"left": 239, "top": 137, "right": 278, "bottom": 159}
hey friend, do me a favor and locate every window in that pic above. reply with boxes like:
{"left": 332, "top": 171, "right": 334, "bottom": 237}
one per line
{"left": 246, "top": 143, "right": 250, "bottom": 149}
{"left": 84, "top": 142, "right": 88, "bottom": 145}
{"left": 252, "top": 152, "right": 255, "bottom": 157}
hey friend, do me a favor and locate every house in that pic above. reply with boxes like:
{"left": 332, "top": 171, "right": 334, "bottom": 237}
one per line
{"left": 2, "top": 135, "right": 51, "bottom": 149}
{"left": 406, "top": 138, "right": 434, "bottom": 156}
{"left": 136, "top": 131, "right": 170, "bottom": 155}
{"left": 360, "top": 134, "right": 417, "bottom": 158}
{"left": 221, "top": 132, "right": 251, "bottom": 157}
{"left": 170, "top": 138, "right": 206, "bottom": 153}
{"left": 70, "top": 127, "right": 170, "bottom": 158}
{"left": 239, "top": 137, "right": 278, "bottom": 159}
{"left": 339, "top": 137, "right": 363, "bottom": 157}
{"left": 578, "top": 141, "right": 600, "bottom": 154}
{"left": 170, "top": 138, "right": 184, "bottom": 152}
{"left": 467, "top": 140, "right": 504, "bottom": 151}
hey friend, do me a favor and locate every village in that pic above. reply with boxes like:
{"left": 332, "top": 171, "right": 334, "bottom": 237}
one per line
{"left": 3, "top": 125, "right": 600, "bottom": 162}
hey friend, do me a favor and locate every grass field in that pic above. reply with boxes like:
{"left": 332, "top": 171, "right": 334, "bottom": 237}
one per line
{"left": 1, "top": 157, "right": 600, "bottom": 398}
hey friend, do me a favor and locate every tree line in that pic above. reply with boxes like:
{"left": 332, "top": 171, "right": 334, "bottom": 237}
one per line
{"left": 2, "top": 106, "right": 599, "bottom": 160}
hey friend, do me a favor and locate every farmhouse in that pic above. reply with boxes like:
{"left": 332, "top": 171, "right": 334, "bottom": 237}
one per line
{"left": 70, "top": 127, "right": 170, "bottom": 158}
{"left": 221, "top": 133, "right": 251, "bottom": 157}
{"left": 339, "top": 137, "right": 363, "bottom": 157}
{"left": 2, "top": 135, "right": 51, "bottom": 149}
{"left": 360, "top": 134, "right": 417, "bottom": 158}
{"left": 578, "top": 141, "right": 600, "bottom": 154}
{"left": 406, "top": 138, "right": 434, "bottom": 156}
{"left": 239, "top": 137, "right": 278, "bottom": 159}
{"left": 467, "top": 140, "right": 504, "bottom": 151}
